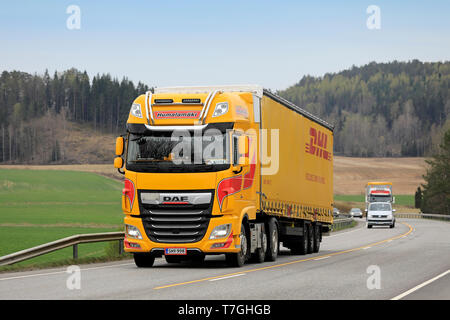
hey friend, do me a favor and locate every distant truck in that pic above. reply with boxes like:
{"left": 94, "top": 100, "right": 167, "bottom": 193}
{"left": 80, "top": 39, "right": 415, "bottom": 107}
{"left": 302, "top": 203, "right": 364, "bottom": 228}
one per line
{"left": 114, "top": 85, "right": 334, "bottom": 268}
{"left": 365, "top": 181, "right": 394, "bottom": 211}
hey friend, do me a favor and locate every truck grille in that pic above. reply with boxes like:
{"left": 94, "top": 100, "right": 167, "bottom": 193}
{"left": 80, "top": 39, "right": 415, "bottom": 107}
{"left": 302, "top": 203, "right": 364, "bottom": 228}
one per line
{"left": 138, "top": 190, "right": 214, "bottom": 244}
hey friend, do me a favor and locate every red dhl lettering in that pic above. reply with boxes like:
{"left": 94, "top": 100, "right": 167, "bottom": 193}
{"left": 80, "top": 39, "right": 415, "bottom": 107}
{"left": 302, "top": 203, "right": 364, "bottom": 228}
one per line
{"left": 305, "top": 127, "right": 331, "bottom": 161}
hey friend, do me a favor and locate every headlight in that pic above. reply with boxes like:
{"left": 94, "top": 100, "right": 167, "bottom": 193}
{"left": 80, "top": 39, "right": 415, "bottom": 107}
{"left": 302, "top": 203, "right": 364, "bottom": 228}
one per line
{"left": 209, "top": 224, "right": 231, "bottom": 240}
{"left": 130, "top": 103, "right": 143, "bottom": 118}
{"left": 126, "top": 224, "right": 143, "bottom": 239}
{"left": 212, "top": 102, "right": 229, "bottom": 117}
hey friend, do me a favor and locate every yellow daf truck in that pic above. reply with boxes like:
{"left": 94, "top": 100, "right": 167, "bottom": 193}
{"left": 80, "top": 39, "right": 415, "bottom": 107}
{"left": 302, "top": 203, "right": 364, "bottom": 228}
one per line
{"left": 114, "top": 85, "right": 334, "bottom": 267}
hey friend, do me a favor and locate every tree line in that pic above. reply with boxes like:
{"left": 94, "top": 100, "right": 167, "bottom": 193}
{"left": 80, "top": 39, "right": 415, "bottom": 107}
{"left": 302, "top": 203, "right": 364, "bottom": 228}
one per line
{"left": 279, "top": 60, "right": 450, "bottom": 157}
{"left": 415, "top": 128, "right": 450, "bottom": 214}
{"left": 0, "top": 69, "right": 150, "bottom": 163}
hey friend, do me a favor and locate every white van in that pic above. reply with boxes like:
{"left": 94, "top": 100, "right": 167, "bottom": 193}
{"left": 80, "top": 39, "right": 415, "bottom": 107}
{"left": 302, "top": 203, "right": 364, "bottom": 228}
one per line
{"left": 366, "top": 202, "right": 396, "bottom": 229}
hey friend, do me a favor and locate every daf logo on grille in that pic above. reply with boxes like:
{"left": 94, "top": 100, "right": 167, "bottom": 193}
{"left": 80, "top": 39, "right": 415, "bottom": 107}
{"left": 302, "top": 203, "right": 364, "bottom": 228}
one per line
{"left": 163, "top": 196, "right": 188, "bottom": 202}
{"left": 140, "top": 192, "right": 212, "bottom": 205}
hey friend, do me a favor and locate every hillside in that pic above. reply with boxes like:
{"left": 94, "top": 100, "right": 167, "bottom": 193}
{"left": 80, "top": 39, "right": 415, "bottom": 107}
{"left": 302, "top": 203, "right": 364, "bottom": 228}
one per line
{"left": 279, "top": 60, "right": 450, "bottom": 157}
{"left": 333, "top": 156, "right": 426, "bottom": 195}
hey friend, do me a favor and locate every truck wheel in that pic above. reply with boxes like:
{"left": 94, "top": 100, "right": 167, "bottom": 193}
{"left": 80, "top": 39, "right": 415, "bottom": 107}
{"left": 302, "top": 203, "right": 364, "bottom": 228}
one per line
{"left": 165, "top": 255, "right": 183, "bottom": 264}
{"left": 133, "top": 253, "right": 155, "bottom": 268}
{"left": 226, "top": 223, "right": 249, "bottom": 267}
{"left": 306, "top": 224, "right": 314, "bottom": 254}
{"left": 265, "top": 218, "right": 279, "bottom": 262}
{"left": 312, "top": 224, "right": 321, "bottom": 253}
{"left": 252, "top": 230, "right": 267, "bottom": 263}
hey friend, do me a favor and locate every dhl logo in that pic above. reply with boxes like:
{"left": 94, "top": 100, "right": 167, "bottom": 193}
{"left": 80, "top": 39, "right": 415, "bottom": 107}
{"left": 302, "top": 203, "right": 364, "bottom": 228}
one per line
{"left": 305, "top": 127, "right": 332, "bottom": 161}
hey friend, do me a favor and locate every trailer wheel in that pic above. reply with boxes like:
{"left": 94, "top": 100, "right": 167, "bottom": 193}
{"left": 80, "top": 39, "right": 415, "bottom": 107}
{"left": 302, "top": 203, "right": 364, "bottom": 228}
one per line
{"left": 306, "top": 224, "right": 314, "bottom": 254}
{"left": 133, "top": 253, "right": 155, "bottom": 268}
{"left": 312, "top": 224, "right": 321, "bottom": 253}
{"left": 226, "top": 223, "right": 249, "bottom": 267}
{"left": 265, "top": 218, "right": 279, "bottom": 262}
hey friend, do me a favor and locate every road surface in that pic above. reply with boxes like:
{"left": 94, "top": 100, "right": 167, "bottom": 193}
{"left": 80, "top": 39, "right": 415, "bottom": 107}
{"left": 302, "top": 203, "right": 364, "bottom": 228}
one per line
{"left": 0, "top": 219, "right": 449, "bottom": 300}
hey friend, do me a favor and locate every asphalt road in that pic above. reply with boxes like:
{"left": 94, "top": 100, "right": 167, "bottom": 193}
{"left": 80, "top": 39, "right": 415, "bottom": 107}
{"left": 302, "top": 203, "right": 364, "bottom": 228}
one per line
{"left": 0, "top": 218, "right": 449, "bottom": 300}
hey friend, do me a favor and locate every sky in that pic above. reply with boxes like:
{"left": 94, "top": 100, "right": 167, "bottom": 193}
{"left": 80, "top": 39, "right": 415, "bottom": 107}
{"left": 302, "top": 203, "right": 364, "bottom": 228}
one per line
{"left": 1, "top": 0, "right": 449, "bottom": 90}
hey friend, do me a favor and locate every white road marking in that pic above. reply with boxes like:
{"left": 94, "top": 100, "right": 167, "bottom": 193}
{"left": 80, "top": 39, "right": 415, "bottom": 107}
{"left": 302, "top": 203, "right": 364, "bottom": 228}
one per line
{"left": 209, "top": 273, "right": 246, "bottom": 282}
{"left": 314, "top": 256, "right": 330, "bottom": 261}
{"left": 391, "top": 269, "right": 450, "bottom": 300}
{"left": 0, "top": 262, "right": 134, "bottom": 281}
{"left": 363, "top": 247, "right": 371, "bottom": 250}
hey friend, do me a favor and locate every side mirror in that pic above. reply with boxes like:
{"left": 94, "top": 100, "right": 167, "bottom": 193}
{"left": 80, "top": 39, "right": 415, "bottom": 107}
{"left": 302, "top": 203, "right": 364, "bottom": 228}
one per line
{"left": 392, "top": 209, "right": 396, "bottom": 212}
{"left": 238, "top": 135, "right": 249, "bottom": 166}
{"left": 115, "top": 137, "right": 124, "bottom": 156}
{"left": 114, "top": 157, "right": 124, "bottom": 169}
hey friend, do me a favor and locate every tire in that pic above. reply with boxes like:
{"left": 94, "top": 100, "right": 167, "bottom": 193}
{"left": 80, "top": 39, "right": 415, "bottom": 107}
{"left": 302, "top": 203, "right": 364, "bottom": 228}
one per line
{"left": 133, "top": 253, "right": 155, "bottom": 268}
{"left": 226, "top": 223, "right": 249, "bottom": 267}
{"left": 367, "top": 224, "right": 373, "bottom": 229}
{"left": 265, "top": 218, "right": 279, "bottom": 261}
{"left": 252, "top": 229, "right": 267, "bottom": 263}
{"left": 165, "top": 255, "right": 183, "bottom": 264}
{"left": 390, "top": 221, "right": 395, "bottom": 228}
{"left": 190, "top": 254, "right": 206, "bottom": 265}
{"left": 291, "top": 224, "right": 308, "bottom": 255}
{"left": 312, "top": 224, "right": 321, "bottom": 253}
{"left": 306, "top": 224, "right": 314, "bottom": 254}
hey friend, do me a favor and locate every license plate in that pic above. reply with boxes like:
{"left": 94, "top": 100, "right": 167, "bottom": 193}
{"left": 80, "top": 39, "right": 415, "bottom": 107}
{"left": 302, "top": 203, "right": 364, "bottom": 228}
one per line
{"left": 165, "top": 248, "right": 187, "bottom": 255}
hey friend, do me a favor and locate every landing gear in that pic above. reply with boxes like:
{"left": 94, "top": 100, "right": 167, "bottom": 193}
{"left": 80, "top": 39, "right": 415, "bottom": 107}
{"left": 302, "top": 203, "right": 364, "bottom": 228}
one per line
{"left": 290, "top": 223, "right": 308, "bottom": 255}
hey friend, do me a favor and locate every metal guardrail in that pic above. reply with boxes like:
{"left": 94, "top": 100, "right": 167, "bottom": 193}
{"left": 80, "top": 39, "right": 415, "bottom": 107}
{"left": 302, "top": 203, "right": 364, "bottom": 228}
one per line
{"left": 0, "top": 231, "right": 125, "bottom": 266}
{"left": 332, "top": 217, "right": 354, "bottom": 230}
{"left": 394, "top": 213, "right": 450, "bottom": 221}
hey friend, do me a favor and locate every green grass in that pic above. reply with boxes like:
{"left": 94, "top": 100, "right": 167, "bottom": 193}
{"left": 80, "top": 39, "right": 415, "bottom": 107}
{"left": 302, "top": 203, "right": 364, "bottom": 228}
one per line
{"left": 334, "top": 194, "right": 414, "bottom": 207}
{"left": 0, "top": 169, "right": 125, "bottom": 271}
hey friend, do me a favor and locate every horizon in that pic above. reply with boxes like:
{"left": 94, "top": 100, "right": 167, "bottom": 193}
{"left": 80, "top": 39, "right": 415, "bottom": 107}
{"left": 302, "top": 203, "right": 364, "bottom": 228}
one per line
{"left": 2, "top": 58, "right": 448, "bottom": 90}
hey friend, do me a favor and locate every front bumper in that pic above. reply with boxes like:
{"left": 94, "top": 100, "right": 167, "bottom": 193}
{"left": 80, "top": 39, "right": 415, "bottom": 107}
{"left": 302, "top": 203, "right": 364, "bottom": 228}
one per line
{"left": 123, "top": 215, "right": 241, "bottom": 254}
{"left": 367, "top": 218, "right": 395, "bottom": 225}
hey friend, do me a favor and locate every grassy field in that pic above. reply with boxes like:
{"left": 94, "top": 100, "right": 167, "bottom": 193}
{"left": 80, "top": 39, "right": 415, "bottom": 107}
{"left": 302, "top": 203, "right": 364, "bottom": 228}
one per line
{"left": 0, "top": 169, "right": 125, "bottom": 271}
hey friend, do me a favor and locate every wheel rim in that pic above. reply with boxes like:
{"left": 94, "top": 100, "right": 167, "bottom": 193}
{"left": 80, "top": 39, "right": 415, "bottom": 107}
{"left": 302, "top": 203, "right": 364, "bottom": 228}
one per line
{"left": 262, "top": 232, "right": 268, "bottom": 253}
{"left": 240, "top": 228, "right": 247, "bottom": 257}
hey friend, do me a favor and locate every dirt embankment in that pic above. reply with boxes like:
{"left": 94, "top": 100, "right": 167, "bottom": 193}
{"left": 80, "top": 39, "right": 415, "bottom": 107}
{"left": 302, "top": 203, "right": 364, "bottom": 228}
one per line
{"left": 333, "top": 156, "right": 427, "bottom": 195}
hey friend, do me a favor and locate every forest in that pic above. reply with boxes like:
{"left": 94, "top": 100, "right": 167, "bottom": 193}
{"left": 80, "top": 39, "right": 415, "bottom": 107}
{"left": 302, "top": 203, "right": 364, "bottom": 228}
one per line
{"left": 279, "top": 60, "right": 450, "bottom": 157}
{"left": 0, "top": 60, "right": 449, "bottom": 164}
{"left": 0, "top": 69, "right": 149, "bottom": 163}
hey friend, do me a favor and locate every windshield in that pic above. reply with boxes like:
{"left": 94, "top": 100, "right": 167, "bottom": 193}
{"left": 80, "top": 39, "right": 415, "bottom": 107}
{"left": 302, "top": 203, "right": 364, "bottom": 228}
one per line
{"left": 369, "top": 203, "right": 391, "bottom": 211}
{"left": 351, "top": 208, "right": 361, "bottom": 212}
{"left": 126, "top": 129, "right": 230, "bottom": 173}
{"left": 369, "top": 195, "right": 392, "bottom": 202}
